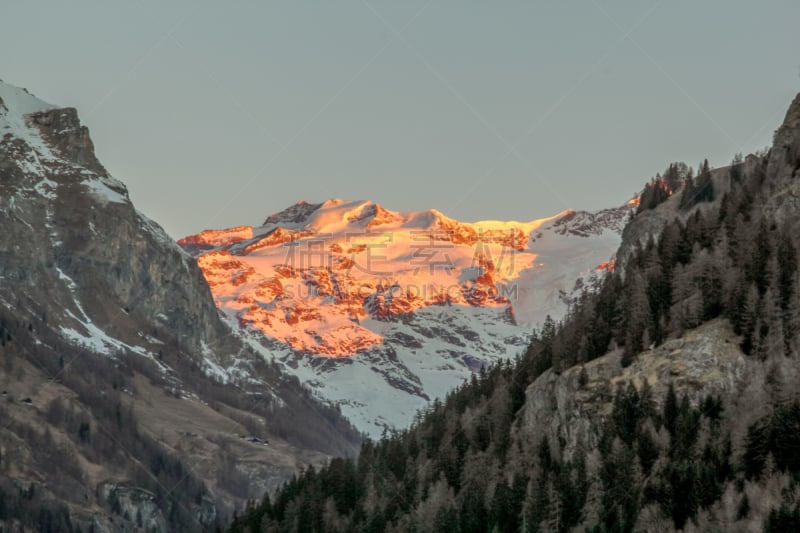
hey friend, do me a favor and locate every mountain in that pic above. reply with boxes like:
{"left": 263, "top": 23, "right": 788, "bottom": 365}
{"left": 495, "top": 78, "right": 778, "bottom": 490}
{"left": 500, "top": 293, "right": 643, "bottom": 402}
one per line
{"left": 0, "top": 80, "right": 359, "bottom": 531}
{"left": 180, "top": 198, "right": 636, "bottom": 436}
{"left": 230, "top": 91, "right": 800, "bottom": 532}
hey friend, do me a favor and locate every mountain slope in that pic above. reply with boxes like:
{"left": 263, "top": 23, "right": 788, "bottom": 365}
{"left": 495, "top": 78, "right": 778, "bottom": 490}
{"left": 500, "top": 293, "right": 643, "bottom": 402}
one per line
{"left": 0, "top": 80, "right": 359, "bottom": 531}
{"left": 230, "top": 90, "right": 800, "bottom": 533}
{"left": 180, "top": 198, "right": 636, "bottom": 436}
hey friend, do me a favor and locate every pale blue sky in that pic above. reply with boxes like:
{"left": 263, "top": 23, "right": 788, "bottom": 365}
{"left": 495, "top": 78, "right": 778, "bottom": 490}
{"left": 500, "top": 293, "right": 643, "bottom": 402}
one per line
{"left": 2, "top": 1, "right": 798, "bottom": 237}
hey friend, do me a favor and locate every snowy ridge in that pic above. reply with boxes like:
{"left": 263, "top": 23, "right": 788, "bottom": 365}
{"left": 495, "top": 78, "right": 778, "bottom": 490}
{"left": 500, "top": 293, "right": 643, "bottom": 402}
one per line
{"left": 0, "top": 81, "right": 59, "bottom": 176}
{"left": 0, "top": 80, "right": 130, "bottom": 204}
{"left": 182, "top": 198, "right": 636, "bottom": 436}
{"left": 0, "top": 80, "right": 57, "bottom": 116}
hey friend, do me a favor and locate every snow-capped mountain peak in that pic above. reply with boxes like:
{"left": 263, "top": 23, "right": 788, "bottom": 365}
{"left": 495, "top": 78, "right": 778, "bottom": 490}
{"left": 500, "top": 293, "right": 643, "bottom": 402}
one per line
{"left": 0, "top": 79, "right": 57, "bottom": 116}
{"left": 180, "top": 198, "right": 636, "bottom": 436}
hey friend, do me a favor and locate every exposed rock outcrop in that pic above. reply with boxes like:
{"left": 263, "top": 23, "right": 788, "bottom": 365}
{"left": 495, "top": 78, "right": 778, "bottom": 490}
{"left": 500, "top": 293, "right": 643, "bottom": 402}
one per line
{"left": 516, "top": 320, "right": 747, "bottom": 462}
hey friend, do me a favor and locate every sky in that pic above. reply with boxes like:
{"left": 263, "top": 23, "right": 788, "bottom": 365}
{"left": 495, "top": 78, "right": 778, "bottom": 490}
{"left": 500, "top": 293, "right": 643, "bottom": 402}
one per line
{"left": 1, "top": 1, "right": 798, "bottom": 238}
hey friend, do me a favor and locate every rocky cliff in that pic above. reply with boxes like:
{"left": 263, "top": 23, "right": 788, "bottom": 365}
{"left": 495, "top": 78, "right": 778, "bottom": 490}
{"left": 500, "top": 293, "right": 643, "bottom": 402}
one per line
{"left": 0, "top": 80, "right": 359, "bottom": 532}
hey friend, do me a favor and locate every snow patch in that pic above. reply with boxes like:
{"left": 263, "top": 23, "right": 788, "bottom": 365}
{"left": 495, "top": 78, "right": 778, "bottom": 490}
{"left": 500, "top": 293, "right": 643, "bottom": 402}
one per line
{"left": 82, "top": 178, "right": 127, "bottom": 204}
{"left": 55, "top": 267, "right": 152, "bottom": 359}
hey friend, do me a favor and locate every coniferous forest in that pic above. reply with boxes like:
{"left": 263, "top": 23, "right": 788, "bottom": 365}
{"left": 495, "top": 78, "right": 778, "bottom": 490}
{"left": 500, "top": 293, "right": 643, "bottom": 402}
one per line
{"left": 229, "top": 94, "right": 800, "bottom": 532}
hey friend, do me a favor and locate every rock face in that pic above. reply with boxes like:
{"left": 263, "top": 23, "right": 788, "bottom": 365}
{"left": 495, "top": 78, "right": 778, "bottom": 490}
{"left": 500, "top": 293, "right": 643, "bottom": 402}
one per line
{"left": 97, "top": 483, "right": 176, "bottom": 533}
{"left": 181, "top": 198, "right": 637, "bottom": 436}
{"left": 0, "top": 83, "right": 226, "bottom": 361}
{"left": 772, "top": 92, "right": 800, "bottom": 165}
{"left": 0, "top": 80, "right": 359, "bottom": 531}
{"left": 517, "top": 320, "right": 747, "bottom": 461}
{"left": 766, "top": 92, "right": 800, "bottom": 223}
{"left": 29, "top": 107, "right": 107, "bottom": 173}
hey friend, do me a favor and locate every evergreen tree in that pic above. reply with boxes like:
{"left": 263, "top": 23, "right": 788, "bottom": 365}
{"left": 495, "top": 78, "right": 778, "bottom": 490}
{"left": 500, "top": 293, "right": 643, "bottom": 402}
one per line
{"left": 663, "top": 384, "right": 678, "bottom": 436}
{"left": 694, "top": 159, "right": 715, "bottom": 204}
{"left": 765, "top": 504, "right": 800, "bottom": 532}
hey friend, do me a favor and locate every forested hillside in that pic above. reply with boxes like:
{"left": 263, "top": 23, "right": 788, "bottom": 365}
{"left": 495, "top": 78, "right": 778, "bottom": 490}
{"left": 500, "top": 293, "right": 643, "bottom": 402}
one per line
{"left": 230, "top": 92, "right": 800, "bottom": 532}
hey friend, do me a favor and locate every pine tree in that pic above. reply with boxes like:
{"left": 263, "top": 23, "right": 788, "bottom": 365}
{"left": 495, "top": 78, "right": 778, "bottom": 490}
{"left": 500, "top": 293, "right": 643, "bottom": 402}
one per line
{"left": 622, "top": 271, "right": 651, "bottom": 366}
{"left": 522, "top": 476, "right": 548, "bottom": 533}
{"left": 680, "top": 169, "right": 697, "bottom": 210}
{"left": 490, "top": 479, "right": 517, "bottom": 532}
{"left": 663, "top": 384, "right": 678, "bottom": 436}
{"left": 736, "top": 494, "right": 750, "bottom": 520}
{"left": 765, "top": 504, "right": 800, "bottom": 532}
{"left": 730, "top": 153, "right": 744, "bottom": 183}
{"left": 759, "top": 286, "right": 784, "bottom": 360}
{"left": 739, "top": 284, "right": 761, "bottom": 355}
{"left": 666, "top": 461, "right": 698, "bottom": 529}
{"left": 612, "top": 382, "right": 641, "bottom": 445}
{"left": 694, "top": 159, "right": 715, "bottom": 204}
{"left": 665, "top": 163, "right": 681, "bottom": 193}
{"left": 637, "top": 428, "right": 659, "bottom": 475}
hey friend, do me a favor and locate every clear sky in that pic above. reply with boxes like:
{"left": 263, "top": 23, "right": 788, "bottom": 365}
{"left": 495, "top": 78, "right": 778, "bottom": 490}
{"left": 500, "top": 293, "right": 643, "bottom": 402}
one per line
{"left": 2, "top": 1, "right": 798, "bottom": 238}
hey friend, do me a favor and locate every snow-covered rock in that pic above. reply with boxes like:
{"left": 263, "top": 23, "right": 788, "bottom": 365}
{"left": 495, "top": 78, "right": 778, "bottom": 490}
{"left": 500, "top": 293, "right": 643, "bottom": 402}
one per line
{"left": 181, "top": 198, "right": 637, "bottom": 436}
